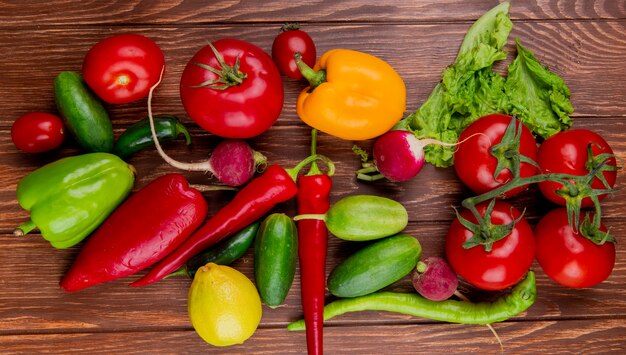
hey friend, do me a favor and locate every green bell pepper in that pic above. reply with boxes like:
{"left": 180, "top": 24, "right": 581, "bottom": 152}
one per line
{"left": 15, "top": 153, "right": 136, "bottom": 248}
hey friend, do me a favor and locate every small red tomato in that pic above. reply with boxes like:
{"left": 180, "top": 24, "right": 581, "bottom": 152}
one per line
{"left": 535, "top": 208, "right": 615, "bottom": 288}
{"left": 537, "top": 129, "right": 617, "bottom": 208}
{"left": 454, "top": 114, "right": 538, "bottom": 198}
{"left": 445, "top": 200, "right": 535, "bottom": 291}
{"left": 82, "top": 33, "right": 165, "bottom": 104}
{"left": 271, "top": 24, "right": 316, "bottom": 79}
{"left": 11, "top": 112, "right": 65, "bottom": 153}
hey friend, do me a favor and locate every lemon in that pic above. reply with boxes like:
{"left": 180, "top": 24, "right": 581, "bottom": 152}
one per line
{"left": 188, "top": 263, "right": 262, "bottom": 346}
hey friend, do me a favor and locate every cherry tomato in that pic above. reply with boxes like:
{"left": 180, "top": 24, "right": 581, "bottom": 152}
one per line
{"left": 446, "top": 200, "right": 535, "bottom": 291}
{"left": 454, "top": 114, "right": 538, "bottom": 198}
{"left": 180, "top": 38, "right": 283, "bottom": 138}
{"left": 535, "top": 208, "right": 615, "bottom": 288}
{"left": 271, "top": 24, "right": 316, "bottom": 79}
{"left": 537, "top": 129, "right": 616, "bottom": 208}
{"left": 11, "top": 112, "right": 65, "bottom": 153}
{"left": 82, "top": 34, "right": 165, "bottom": 104}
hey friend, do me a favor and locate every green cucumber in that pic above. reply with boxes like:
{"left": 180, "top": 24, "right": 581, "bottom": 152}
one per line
{"left": 176, "top": 222, "right": 259, "bottom": 279}
{"left": 254, "top": 213, "right": 298, "bottom": 308}
{"left": 328, "top": 234, "right": 422, "bottom": 298}
{"left": 54, "top": 71, "right": 114, "bottom": 152}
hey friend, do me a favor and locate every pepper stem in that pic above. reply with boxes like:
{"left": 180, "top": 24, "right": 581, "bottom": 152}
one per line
{"left": 286, "top": 154, "right": 336, "bottom": 181}
{"left": 293, "top": 214, "right": 326, "bottom": 222}
{"left": 295, "top": 52, "right": 326, "bottom": 89}
{"left": 174, "top": 121, "right": 192, "bottom": 145}
{"left": 14, "top": 220, "right": 37, "bottom": 236}
{"left": 307, "top": 129, "right": 322, "bottom": 176}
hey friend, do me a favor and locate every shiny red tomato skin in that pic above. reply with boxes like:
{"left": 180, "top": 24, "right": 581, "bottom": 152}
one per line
{"left": 272, "top": 28, "right": 316, "bottom": 79}
{"left": 537, "top": 129, "right": 616, "bottom": 208}
{"left": 535, "top": 208, "right": 615, "bottom": 288}
{"left": 446, "top": 201, "right": 535, "bottom": 291}
{"left": 11, "top": 112, "right": 65, "bottom": 153}
{"left": 180, "top": 38, "right": 284, "bottom": 138}
{"left": 454, "top": 114, "right": 538, "bottom": 198}
{"left": 82, "top": 34, "right": 165, "bottom": 104}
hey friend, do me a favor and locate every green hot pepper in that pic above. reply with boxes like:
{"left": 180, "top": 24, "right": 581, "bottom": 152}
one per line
{"left": 113, "top": 114, "right": 192, "bottom": 160}
{"left": 288, "top": 271, "right": 536, "bottom": 330}
{"left": 14, "top": 153, "right": 135, "bottom": 248}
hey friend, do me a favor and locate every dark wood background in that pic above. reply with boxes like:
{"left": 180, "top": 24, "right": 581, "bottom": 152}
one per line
{"left": 1, "top": 0, "right": 625, "bottom": 353}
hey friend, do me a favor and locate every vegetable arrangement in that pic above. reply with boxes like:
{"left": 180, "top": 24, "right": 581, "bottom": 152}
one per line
{"left": 8, "top": 1, "right": 620, "bottom": 353}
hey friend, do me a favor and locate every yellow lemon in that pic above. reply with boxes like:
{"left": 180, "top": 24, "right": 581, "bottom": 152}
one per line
{"left": 188, "top": 263, "right": 262, "bottom": 346}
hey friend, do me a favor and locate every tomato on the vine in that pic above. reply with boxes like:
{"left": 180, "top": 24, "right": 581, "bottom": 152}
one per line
{"left": 535, "top": 208, "right": 615, "bottom": 288}
{"left": 537, "top": 129, "right": 617, "bottom": 208}
{"left": 454, "top": 114, "right": 538, "bottom": 198}
{"left": 11, "top": 112, "right": 65, "bottom": 153}
{"left": 446, "top": 200, "right": 535, "bottom": 291}
{"left": 271, "top": 24, "right": 316, "bottom": 79}
{"left": 83, "top": 34, "right": 165, "bottom": 104}
{"left": 180, "top": 38, "right": 284, "bottom": 138}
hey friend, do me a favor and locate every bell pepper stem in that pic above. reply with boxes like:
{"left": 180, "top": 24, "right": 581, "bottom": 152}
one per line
{"left": 14, "top": 220, "right": 37, "bottom": 236}
{"left": 295, "top": 52, "right": 326, "bottom": 89}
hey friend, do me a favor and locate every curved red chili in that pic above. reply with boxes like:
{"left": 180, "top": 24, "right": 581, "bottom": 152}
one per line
{"left": 131, "top": 164, "right": 299, "bottom": 286}
{"left": 60, "top": 173, "right": 208, "bottom": 292}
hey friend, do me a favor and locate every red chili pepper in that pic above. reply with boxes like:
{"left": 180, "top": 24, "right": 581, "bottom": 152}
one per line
{"left": 132, "top": 162, "right": 313, "bottom": 286}
{"left": 60, "top": 174, "right": 208, "bottom": 292}
{"left": 296, "top": 130, "right": 333, "bottom": 355}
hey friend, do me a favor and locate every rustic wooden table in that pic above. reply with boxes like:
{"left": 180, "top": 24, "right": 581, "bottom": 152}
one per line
{"left": 1, "top": 0, "right": 625, "bottom": 353}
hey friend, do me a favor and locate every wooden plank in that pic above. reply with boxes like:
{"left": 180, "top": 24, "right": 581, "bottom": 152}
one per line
{"left": 0, "top": 0, "right": 624, "bottom": 27}
{"left": 1, "top": 221, "right": 625, "bottom": 332}
{"left": 0, "top": 21, "right": 625, "bottom": 130}
{"left": 1, "top": 319, "right": 625, "bottom": 353}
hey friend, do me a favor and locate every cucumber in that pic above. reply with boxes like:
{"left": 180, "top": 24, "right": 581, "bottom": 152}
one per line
{"left": 54, "top": 71, "right": 114, "bottom": 152}
{"left": 328, "top": 234, "right": 422, "bottom": 298}
{"left": 254, "top": 213, "right": 298, "bottom": 308}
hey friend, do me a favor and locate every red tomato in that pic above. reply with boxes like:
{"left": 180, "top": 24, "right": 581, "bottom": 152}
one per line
{"left": 180, "top": 38, "right": 284, "bottom": 138}
{"left": 454, "top": 114, "right": 538, "bottom": 198}
{"left": 537, "top": 129, "right": 616, "bottom": 208}
{"left": 446, "top": 200, "right": 535, "bottom": 291}
{"left": 271, "top": 25, "right": 316, "bottom": 79}
{"left": 83, "top": 34, "right": 165, "bottom": 104}
{"left": 11, "top": 112, "right": 65, "bottom": 153}
{"left": 535, "top": 208, "right": 615, "bottom": 288}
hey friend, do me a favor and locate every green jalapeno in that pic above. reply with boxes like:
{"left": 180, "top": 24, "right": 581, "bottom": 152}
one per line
{"left": 14, "top": 152, "right": 135, "bottom": 248}
{"left": 288, "top": 271, "right": 536, "bottom": 330}
{"left": 113, "top": 114, "right": 191, "bottom": 159}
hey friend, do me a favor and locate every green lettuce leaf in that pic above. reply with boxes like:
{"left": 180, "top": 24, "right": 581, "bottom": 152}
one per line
{"left": 504, "top": 39, "right": 574, "bottom": 138}
{"left": 406, "top": 2, "right": 512, "bottom": 167}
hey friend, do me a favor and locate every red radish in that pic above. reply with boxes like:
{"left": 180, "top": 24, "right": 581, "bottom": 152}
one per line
{"left": 147, "top": 68, "right": 266, "bottom": 187}
{"left": 412, "top": 256, "right": 458, "bottom": 301}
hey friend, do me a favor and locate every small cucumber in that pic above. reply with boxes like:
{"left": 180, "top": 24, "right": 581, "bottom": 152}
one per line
{"left": 54, "top": 71, "right": 114, "bottom": 152}
{"left": 328, "top": 234, "right": 422, "bottom": 298}
{"left": 181, "top": 222, "right": 260, "bottom": 279}
{"left": 325, "top": 195, "right": 408, "bottom": 241}
{"left": 254, "top": 213, "right": 298, "bottom": 308}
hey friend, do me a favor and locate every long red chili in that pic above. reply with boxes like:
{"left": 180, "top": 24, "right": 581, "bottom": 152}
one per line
{"left": 60, "top": 173, "right": 208, "bottom": 292}
{"left": 296, "top": 129, "right": 333, "bottom": 355}
{"left": 131, "top": 159, "right": 322, "bottom": 287}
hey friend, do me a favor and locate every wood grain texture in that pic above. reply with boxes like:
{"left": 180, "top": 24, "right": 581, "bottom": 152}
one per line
{"left": 1, "top": 319, "right": 625, "bottom": 354}
{"left": 1, "top": 0, "right": 625, "bottom": 353}
{"left": 0, "top": 0, "right": 624, "bottom": 27}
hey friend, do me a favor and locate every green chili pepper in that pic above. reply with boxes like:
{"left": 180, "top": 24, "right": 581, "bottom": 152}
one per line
{"left": 288, "top": 271, "right": 536, "bottom": 330}
{"left": 168, "top": 222, "right": 260, "bottom": 279}
{"left": 113, "top": 114, "right": 191, "bottom": 159}
{"left": 14, "top": 153, "right": 135, "bottom": 249}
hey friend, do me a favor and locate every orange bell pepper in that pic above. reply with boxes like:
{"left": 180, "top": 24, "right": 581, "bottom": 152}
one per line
{"left": 295, "top": 49, "right": 406, "bottom": 140}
